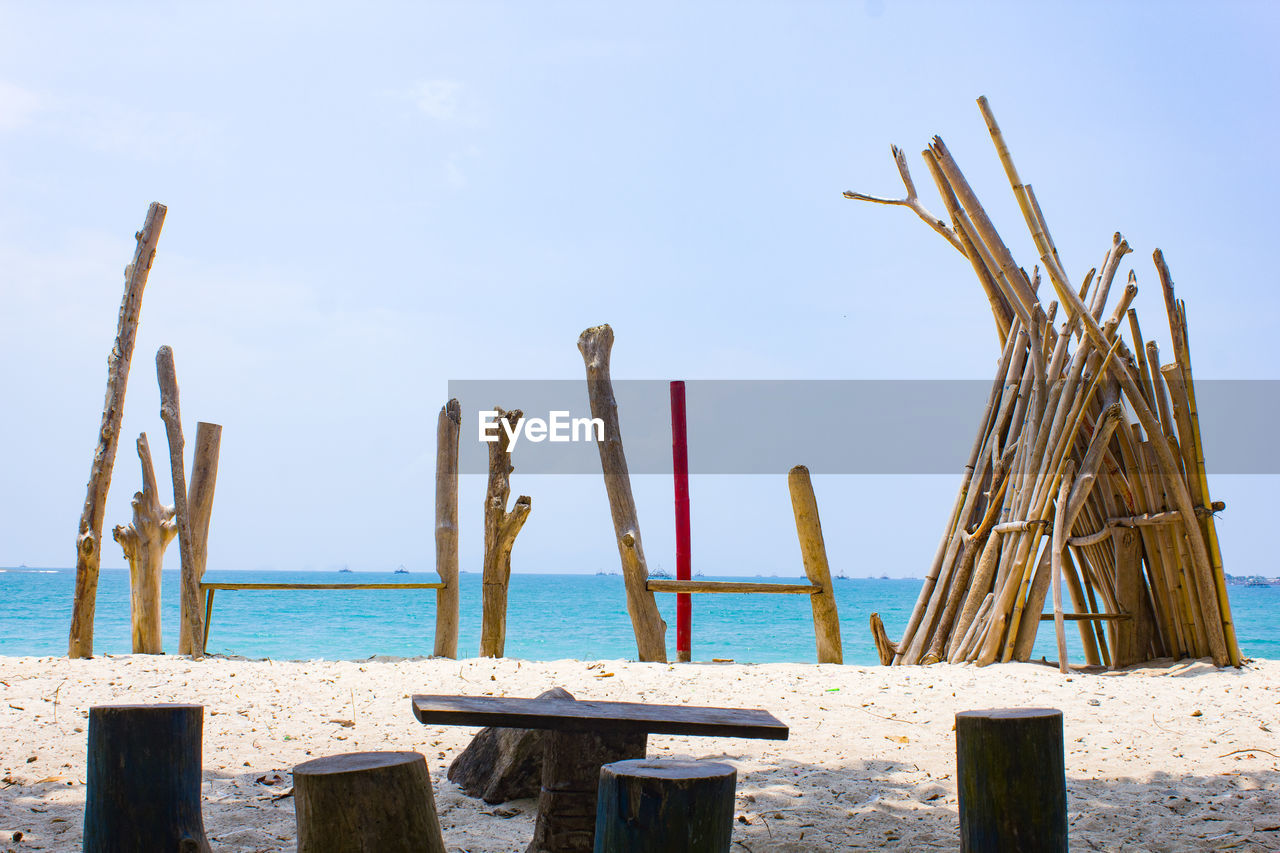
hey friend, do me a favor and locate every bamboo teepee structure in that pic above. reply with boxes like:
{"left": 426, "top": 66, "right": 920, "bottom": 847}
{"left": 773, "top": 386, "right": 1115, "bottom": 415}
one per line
{"left": 848, "top": 98, "right": 1241, "bottom": 670}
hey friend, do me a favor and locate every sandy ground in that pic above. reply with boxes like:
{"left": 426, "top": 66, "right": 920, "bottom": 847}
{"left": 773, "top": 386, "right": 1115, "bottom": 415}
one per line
{"left": 0, "top": 655, "right": 1277, "bottom": 852}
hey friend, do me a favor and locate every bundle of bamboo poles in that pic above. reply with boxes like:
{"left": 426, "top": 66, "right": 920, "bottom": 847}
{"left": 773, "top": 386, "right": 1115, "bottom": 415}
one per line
{"left": 848, "top": 97, "right": 1241, "bottom": 670}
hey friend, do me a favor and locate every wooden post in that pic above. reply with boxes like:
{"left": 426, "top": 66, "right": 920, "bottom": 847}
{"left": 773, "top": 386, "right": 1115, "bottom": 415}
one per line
{"left": 111, "top": 434, "right": 177, "bottom": 654}
{"left": 578, "top": 324, "right": 667, "bottom": 663}
{"left": 481, "top": 407, "right": 531, "bottom": 658}
{"left": 528, "top": 730, "right": 647, "bottom": 853}
{"left": 293, "top": 752, "right": 446, "bottom": 853}
{"left": 69, "top": 201, "right": 167, "bottom": 659}
{"left": 670, "top": 381, "right": 692, "bottom": 663}
{"left": 181, "top": 422, "right": 221, "bottom": 655}
{"left": 787, "top": 465, "right": 842, "bottom": 664}
{"left": 433, "top": 399, "right": 461, "bottom": 658}
{"left": 594, "top": 760, "right": 736, "bottom": 853}
{"left": 955, "top": 708, "right": 1067, "bottom": 853}
{"left": 1112, "top": 528, "right": 1152, "bottom": 668}
{"left": 157, "top": 346, "right": 205, "bottom": 659}
{"left": 83, "top": 703, "right": 210, "bottom": 852}
{"left": 869, "top": 613, "right": 898, "bottom": 666}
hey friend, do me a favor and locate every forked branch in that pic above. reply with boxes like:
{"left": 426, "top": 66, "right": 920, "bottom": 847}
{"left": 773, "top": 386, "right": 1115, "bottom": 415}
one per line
{"left": 844, "top": 145, "right": 966, "bottom": 255}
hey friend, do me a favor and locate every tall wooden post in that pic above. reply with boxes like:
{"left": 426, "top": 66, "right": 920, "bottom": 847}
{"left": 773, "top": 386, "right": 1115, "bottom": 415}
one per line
{"left": 956, "top": 708, "right": 1067, "bottom": 853}
{"left": 434, "top": 399, "right": 462, "bottom": 658}
{"left": 181, "top": 422, "right": 221, "bottom": 655}
{"left": 787, "top": 466, "right": 842, "bottom": 664}
{"left": 157, "top": 346, "right": 205, "bottom": 659}
{"left": 112, "top": 434, "right": 177, "bottom": 654}
{"left": 480, "top": 407, "right": 531, "bottom": 658}
{"left": 69, "top": 201, "right": 167, "bottom": 659}
{"left": 578, "top": 325, "right": 667, "bottom": 663}
{"left": 670, "top": 381, "right": 692, "bottom": 663}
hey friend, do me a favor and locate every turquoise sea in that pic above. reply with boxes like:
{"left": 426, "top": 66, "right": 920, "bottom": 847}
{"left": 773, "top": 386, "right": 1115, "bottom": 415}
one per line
{"left": 1, "top": 568, "right": 1276, "bottom": 664}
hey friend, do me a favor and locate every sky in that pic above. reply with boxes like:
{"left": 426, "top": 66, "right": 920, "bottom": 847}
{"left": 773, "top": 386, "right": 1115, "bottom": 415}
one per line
{"left": 1, "top": 1, "right": 1277, "bottom": 578}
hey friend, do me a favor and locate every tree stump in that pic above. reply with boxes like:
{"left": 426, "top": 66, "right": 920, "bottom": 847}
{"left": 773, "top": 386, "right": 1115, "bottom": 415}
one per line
{"left": 448, "top": 687, "right": 572, "bottom": 803}
{"left": 293, "top": 751, "right": 446, "bottom": 853}
{"left": 594, "top": 759, "right": 736, "bottom": 853}
{"left": 83, "top": 703, "right": 210, "bottom": 853}
{"left": 527, "top": 730, "right": 647, "bottom": 853}
{"left": 955, "top": 708, "right": 1067, "bottom": 853}
{"left": 112, "top": 433, "right": 177, "bottom": 654}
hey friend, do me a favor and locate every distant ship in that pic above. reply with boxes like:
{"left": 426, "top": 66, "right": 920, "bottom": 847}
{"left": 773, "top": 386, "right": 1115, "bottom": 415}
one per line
{"left": 649, "top": 569, "right": 673, "bottom": 580}
{"left": 1244, "top": 578, "right": 1271, "bottom": 588}
{"left": 395, "top": 565, "right": 409, "bottom": 574}
{"left": 339, "top": 567, "right": 353, "bottom": 574}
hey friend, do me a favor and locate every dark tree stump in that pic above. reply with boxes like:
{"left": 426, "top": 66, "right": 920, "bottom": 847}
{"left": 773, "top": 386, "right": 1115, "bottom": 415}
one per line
{"left": 293, "top": 751, "right": 446, "bottom": 853}
{"left": 448, "top": 687, "right": 572, "bottom": 803}
{"left": 594, "top": 759, "right": 735, "bottom": 853}
{"left": 83, "top": 703, "right": 210, "bottom": 853}
{"left": 526, "top": 730, "right": 647, "bottom": 853}
{"left": 955, "top": 708, "right": 1068, "bottom": 853}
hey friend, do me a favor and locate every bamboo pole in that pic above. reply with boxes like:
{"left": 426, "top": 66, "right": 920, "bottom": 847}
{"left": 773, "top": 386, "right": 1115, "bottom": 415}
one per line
{"left": 480, "top": 407, "right": 531, "bottom": 658}
{"left": 578, "top": 325, "right": 668, "bottom": 662}
{"left": 68, "top": 202, "right": 167, "bottom": 659}
{"left": 180, "top": 422, "right": 221, "bottom": 655}
{"left": 156, "top": 346, "right": 204, "bottom": 660}
{"left": 1052, "top": 465, "right": 1075, "bottom": 673}
{"left": 111, "top": 433, "right": 176, "bottom": 654}
{"left": 787, "top": 466, "right": 842, "bottom": 664}
{"left": 433, "top": 399, "right": 462, "bottom": 658}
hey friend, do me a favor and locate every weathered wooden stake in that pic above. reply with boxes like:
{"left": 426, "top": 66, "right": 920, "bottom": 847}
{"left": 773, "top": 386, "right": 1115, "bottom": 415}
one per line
{"left": 594, "top": 759, "right": 736, "bottom": 853}
{"left": 434, "top": 399, "right": 461, "bottom": 658}
{"left": 528, "top": 730, "right": 647, "bottom": 853}
{"left": 83, "top": 703, "right": 210, "bottom": 852}
{"left": 578, "top": 324, "right": 667, "bottom": 663}
{"left": 181, "top": 422, "right": 221, "bottom": 655}
{"left": 787, "top": 465, "right": 842, "bottom": 664}
{"left": 69, "top": 201, "right": 167, "bottom": 659}
{"left": 157, "top": 346, "right": 205, "bottom": 659}
{"left": 112, "top": 433, "right": 176, "bottom": 654}
{"left": 481, "top": 407, "right": 531, "bottom": 658}
{"left": 956, "top": 708, "right": 1067, "bottom": 853}
{"left": 293, "top": 752, "right": 446, "bottom": 853}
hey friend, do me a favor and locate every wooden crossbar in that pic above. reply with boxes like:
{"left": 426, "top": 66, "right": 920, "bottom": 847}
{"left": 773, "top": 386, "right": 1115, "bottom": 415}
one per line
{"left": 200, "top": 581, "right": 444, "bottom": 651}
{"left": 646, "top": 580, "right": 820, "bottom": 595}
{"left": 1038, "top": 612, "right": 1131, "bottom": 622}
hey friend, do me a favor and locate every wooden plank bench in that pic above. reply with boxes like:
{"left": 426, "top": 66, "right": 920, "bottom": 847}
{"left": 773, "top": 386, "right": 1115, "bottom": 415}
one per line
{"left": 412, "top": 694, "right": 788, "bottom": 853}
{"left": 200, "top": 582, "right": 444, "bottom": 651}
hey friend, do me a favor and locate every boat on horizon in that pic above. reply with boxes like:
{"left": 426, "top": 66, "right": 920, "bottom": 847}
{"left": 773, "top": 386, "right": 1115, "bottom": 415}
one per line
{"left": 339, "top": 567, "right": 353, "bottom": 574}
{"left": 395, "top": 565, "right": 409, "bottom": 574}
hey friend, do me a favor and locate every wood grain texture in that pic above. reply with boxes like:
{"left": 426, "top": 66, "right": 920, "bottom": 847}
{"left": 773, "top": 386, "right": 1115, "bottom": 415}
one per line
{"left": 412, "top": 694, "right": 788, "bottom": 740}
{"left": 787, "top": 465, "right": 843, "bottom": 663}
{"left": 157, "top": 346, "right": 205, "bottom": 659}
{"left": 69, "top": 202, "right": 167, "bottom": 659}
{"left": 181, "top": 422, "right": 221, "bottom": 655}
{"left": 646, "top": 580, "right": 818, "bottom": 595}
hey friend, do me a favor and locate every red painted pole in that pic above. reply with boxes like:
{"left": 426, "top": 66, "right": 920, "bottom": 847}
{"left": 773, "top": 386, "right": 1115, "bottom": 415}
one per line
{"left": 671, "top": 381, "right": 692, "bottom": 662}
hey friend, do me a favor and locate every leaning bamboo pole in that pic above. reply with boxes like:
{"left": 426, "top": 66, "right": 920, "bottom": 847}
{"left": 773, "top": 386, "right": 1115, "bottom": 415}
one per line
{"left": 68, "top": 202, "right": 167, "bottom": 659}
{"left": 844, "top": 98, "right": 1241, "bottom": 669}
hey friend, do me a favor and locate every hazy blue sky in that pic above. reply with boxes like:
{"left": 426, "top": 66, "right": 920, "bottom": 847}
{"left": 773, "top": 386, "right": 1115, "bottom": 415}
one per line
{"left": 2, "top": 2, "right": 1277, "bottom": 577}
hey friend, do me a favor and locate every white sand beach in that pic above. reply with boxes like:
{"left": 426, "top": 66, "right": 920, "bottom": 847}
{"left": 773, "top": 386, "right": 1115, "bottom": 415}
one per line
{"left": 1, "top": 655, "right": 1277, "bottom": 851}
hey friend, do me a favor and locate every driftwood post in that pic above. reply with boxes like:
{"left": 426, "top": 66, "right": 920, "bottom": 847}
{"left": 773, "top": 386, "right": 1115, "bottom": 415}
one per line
{"left": 69, "top": 202, "right": 167, "bottom": 659}
{"left": 180, "top": 422, "right": 221, "bottom": 655}
{"left": 157, "top": 346, "right": 205, "bottom": 659}
{"left": 480, "top": 407, "right": 531, "bottom": 658}
{"left": 578, "top": 324, "right": 667, "bottom": 663}
{"left": 111, "top": 434, "right": 177, "bottom": 654}
{"left": 787, "top": 465, "right": 843, "bottom": 664}
{"left": 434, "top": 399, "right": 461, "bottom": 658}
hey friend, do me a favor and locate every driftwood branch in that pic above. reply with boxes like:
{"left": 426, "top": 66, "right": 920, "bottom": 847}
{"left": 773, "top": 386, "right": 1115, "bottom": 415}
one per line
{"left": 787, "top": 465, "right": 842, "bottom": 664}
{"left": 433, "top": 399, "right": 461, "bottom": 658}
{"left": 156, "top": 346, "right": 204, "bottom": 659}
{"left": 111, "top": 433, "right": 177, "bottom": 654}
{"left": 480, "top": 407, "right": 531, "bottom": 658}
{"left": 578, "top": 324, "right": 667, "bottom": 662}
{"left": 843, "top": 145, "right": 966, "bottom": 254}
{"left": 69, "top": 201, "right": 167, "bottom": 659}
